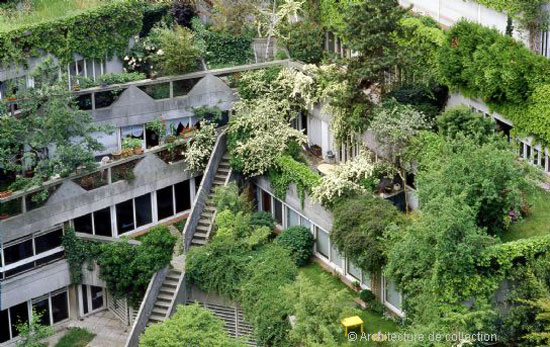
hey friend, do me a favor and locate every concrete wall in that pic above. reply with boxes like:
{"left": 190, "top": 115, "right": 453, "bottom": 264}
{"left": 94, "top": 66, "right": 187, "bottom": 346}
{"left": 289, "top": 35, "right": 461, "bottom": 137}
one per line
{"left": 0, "top": 260, "right": 70, "bottom": 310}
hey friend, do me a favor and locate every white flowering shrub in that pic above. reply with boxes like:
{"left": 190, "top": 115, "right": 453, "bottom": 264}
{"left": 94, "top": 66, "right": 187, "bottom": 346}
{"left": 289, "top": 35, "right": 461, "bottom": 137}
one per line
{"left": 184, "top": 123, "right": 217, "bottom": 172}
{"left": 311, "top": 149, "right": 378, "bottom": 208}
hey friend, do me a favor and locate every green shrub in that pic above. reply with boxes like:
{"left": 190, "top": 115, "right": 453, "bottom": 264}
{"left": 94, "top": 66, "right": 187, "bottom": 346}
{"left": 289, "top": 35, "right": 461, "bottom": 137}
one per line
{"left": 281, "top": 20, "right": 324, "bottom": 64}
{"left": 140, "top": 303, "right": 229, "bottom": 347}
{"left": 154, "top": 25, "right": 202, "bottom": 75}
{"left": 359, "top": 289, "right": 376, "bottom": 303}
{"left": 437, "top": 106, "right": 496, "bottom": 144}
{"left": 275, "top": 226, "right": 315, "bottom": 266}
{"left": 212, "top": 183, "right": 252, "bottom": 214}
{"left": 250, "top": 211, "right": 275, "bottom": 230}
{"left": 55, "top": 328, "right": 95, "bottom": 347}
{"left": 387, "top": 83, "right": 448, "bottom": 121}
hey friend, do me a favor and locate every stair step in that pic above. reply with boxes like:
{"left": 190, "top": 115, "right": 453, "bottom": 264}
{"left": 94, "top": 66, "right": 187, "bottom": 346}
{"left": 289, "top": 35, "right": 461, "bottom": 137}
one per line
{"left": 155, "top": 299, "right": 171, "bottom": 308}
{"left": 149, "top": 313, "right": 165, "bottom": 322}
{"left": 159, "top": 288, "right": 175, "bottom": 296}
{"left": 215, "top": 174, "right": 227, "bottom": 179}
{"left": 152, "top": 306, "right": 168, "bottom": 315}
{"left": 163, "top": 279, "right": 179, "bottom": 287}
{"left": 158, "top": 293, "right": 173, "bottom": 301}
{"left": 191, "top": 239, "right": 207, "bottom": 245}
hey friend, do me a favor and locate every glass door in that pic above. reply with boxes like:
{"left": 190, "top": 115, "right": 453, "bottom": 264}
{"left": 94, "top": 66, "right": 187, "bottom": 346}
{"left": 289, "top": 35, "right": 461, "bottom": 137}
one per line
{"left": 79, "top": 285, "right": 105, "bottom": 316}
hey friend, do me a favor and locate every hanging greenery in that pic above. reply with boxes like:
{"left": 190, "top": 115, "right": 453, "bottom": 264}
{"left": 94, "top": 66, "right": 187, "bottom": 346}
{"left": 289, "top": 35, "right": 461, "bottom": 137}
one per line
{"left": 0, "top": 0, "right": 144, "bottom": 65}
{"left": 267, "top": 155, "right": 320, "bottom": 205}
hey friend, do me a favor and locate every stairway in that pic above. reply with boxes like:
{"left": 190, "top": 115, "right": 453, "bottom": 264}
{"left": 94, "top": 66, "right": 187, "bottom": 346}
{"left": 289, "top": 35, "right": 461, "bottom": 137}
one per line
{"left": 190, "top": 153, "right": 231, "bottom": 246}
{"left": 147, "top": 268, "right": 182, "bottom": 326}
{"left": 187, "top": 300, "right": 256, "bottom": 346}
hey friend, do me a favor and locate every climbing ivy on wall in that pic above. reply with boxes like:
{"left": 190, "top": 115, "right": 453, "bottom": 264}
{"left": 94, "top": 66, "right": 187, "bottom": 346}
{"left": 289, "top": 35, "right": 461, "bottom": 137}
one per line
{"left": 267, "top": 155, "right": 320, "bottom": 205}
{"left": 0, "top": 0, "right": 144, "bottom": 65}
{"left": 474, "top": 0, "right": 545, "bottom": 32}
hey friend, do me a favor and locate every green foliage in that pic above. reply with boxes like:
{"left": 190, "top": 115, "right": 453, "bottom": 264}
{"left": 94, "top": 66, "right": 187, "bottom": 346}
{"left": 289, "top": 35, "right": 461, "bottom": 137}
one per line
{"left": 523, "top": 297, "right": 550, "bottom": 345}
{"left": 122, "top": 137, "right": 143, "bottom": 149}
{"left": 140, "top": 303, "right": 230, "bottom": 347}
{"left": 193, "top": 106, "right": 223, "bottom": 124}
{"left": 387, "top": 83, "right": 448, "bottom": 121}
{"left": 250, "top": 210, "right": 275, "bottom": 230}
{"left": 62, "top": 229, "right": 102, "bottom": 284}
{"left": 437, "top": 20, "right": 550, "bottom": 145}
{"left": 77, "top": 72, "right": 146, "bottom": 89}
{"left": 437, "top": 106, "right": 497, "bottom": 144}
{"left": 319, "top": 0, "right": 360, "bottom": 33}
{"left": 54, "top": 328, "right": 95, "bottom": 347}
{"left": 233, "top": 66, "right": 282, "bottom": 101}
{"left": 211, "top": 183, "right": 252, "bottom": 215}
{"left": 281, "top": 20, "right": 324, "bottom": 64}
{"left": 283, "top": 274, "right": 357, "bottom": 346}
{"left": 331, "top": 194, "right": 403, "bottom": 273}
{"left": 275, "top": 226, "right": 315, "bottom": 266}
{"left": 0, "top": 0, "right": 143, "bottom": 65}
{"left": 15, "top": 309, "right": 54, "bottom": 347}
{"left": 473, "top": 0, "right": 545, "bottom": 33}
{"left": 192, "top": 17, "right": 253, "bottom": 68}
{"left": 359, "top": 289, "right": 376, "bottom": 304}
{"left": 268, "top": 155, "right": 320, "bottom": 205}
{"left": 154, "top": 24, "right": 201, "bottom": 75}
{"left": 414, "top": 134, "right": 528, "bottom": 234}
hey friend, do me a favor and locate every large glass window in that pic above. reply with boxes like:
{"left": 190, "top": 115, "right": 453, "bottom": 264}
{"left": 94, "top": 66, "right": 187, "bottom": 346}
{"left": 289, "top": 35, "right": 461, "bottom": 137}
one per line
{"left": 385, "top": 280, "right": 402, "bottom": 311}
{"left": 51, "top": 291, "right": 69, "bottom": 323}
{"left": 316, "top": 227, "right": 329, "bottom": 258}
{"left": 331, "top": 244, "right": 344, "bottom": 269}
{"left": 174, "top": 180, "right": 191, "bottom": 213}
{"left": 261, "top": 190, "right": 272, "bottom": 213}
{"left": 34, "top": 229, "right": 63, "bottom": 254}
{"left": 9, "top": 302, "right": 29, "bottom": 338}
{"left": 286, "top": 208, "right": 300, "bottom": 227}
{"left": 4, "top": 239, "right": 33, "bottom": 265}
{"left": 347, "top": 261, "right": 361, "bottom": 280}
{"left": 90, "top": 286, "right": 104, "bottom": 311}
{"left": 135, "top": 193, "right": 152, "bottom": 227}
{"left": 300, "top": 217, "right": 311, "bottom": 231}
{"left": 157, "top": 186, "right": 174, "bottom": 220}
{"left": 194, "top": 175, "right": 203, "bottom": 193}
{"left": 273, "top": 199, "right": 283, "bottom": 226}
{"left": 93, "top": 207, "right": 112, "bottom": 237}
{"left": 73, "top": 213, "right": 93, "bottom": 234}
{"left": 32, "top": 297, "right": 51, "bottom": 326}
{"left": 0, "top": 309, "right": 10, "bottom": 343}
{"left": 116, "top": 200, "right": 135, "bottom": 235}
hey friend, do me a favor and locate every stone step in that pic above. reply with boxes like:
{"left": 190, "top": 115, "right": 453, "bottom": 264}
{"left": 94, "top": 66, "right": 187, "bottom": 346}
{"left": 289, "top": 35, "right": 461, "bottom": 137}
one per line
{"left": 163, "top": 279, "right": 179, "bottom": 288}
{"left": 159, "top": 288, "right": 175, "bottom": 296}
{"left": 191, "top": 239, "right": 207, "bottom": 245}
{"left": 149, "top": 313, "right": 165, "bottom": 323}
{"left": 158, "top": 293, "right": 173, "bottom": 301}
{"left": 152, "top": 306, "right": 168, "bottom": 316}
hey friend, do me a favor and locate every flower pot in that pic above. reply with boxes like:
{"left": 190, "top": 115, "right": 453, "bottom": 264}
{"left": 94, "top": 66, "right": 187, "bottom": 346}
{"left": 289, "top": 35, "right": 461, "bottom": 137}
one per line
{"left": 133, "top": 147, "right": 143, "bottom": 155}
{"left": 121, "top": 148, "right": 133, "bottom": 158}
{"left": 0, "top": 190, "right": 12, "bottom": 198}
{"left": 0, "top": 213, "right": 9, "bottom": 220}
{"left": 6, "top": 96, "right": 16, "bottom": 101}
{"left": 72, "top": 84, "right": 80, "bottom": 91}
{"left": 112, "top": 151, "right": 122, "bottom": 161}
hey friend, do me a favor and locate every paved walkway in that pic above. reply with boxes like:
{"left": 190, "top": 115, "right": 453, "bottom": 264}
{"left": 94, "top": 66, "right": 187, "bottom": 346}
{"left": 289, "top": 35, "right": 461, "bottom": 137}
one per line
{"left": 45, "top": 310, "right": 129, "bottom": 347}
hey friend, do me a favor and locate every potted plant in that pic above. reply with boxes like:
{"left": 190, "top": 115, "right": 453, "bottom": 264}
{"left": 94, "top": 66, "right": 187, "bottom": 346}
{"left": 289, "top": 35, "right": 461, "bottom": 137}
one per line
{"left": 72, "top": 83, "right": 80, "bottom": 92}
{"left": 0, "top": 190, "right": 12, "bottom": 199}
{"left": 6, "top": 95, "right": 16, "bottom": 101}
{"left": 122, "top": 137, "right": 143, "bottom": 155}
{"left": 112, "top": 149, "right": 122, "bottom": 161}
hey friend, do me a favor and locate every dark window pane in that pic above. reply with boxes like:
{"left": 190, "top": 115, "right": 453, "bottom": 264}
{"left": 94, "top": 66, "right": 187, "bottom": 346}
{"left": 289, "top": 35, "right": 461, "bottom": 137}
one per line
{"left": 35, "top": 229, "right": 63, "bottom": 254}
{"left": 194, "top": 175, "right": 203, "bottom": 193}
{"left": 74, "top": 214, "right": 93, "bottom": 234}
{"left": 51, "top": 291, "right": 69, "bottom": 323}
{"left": 93, "top": 208, "right": 112, "bottom": 237}
{"left": 274, "top": 199, "right": 283, "bottom": 225}
{"left": 35, "top": 251, "right": 64, "bottom": 267}
{"left": 116, "top": 200, "right": 135, "bottom": 235}
{"left": 157, "top": 186, "right": 174, "bottom": 220}
{"left": 9, "top": 302, "right": 29, "bottom": 338}
{"left": 5, "top": 263, "right": 33, "bottom": 278}
{"left": 32, "top": 298, "right": 51, "bottom": 326}
{"left": 90, "top": 286, "right": 104, "bottom": 311}
{"left": 175, "top": 181, "right": 191, "bottom": 213}
{"left": 0, "top": 309, "right": 9, "bottom": 343}
{"left": 262, "top": 191, "right": 271, "bottom": 212}
{"left": 135, "top": 194, "right": 152, "bottom": 227}
{"left": 81, "top": 285, "right": 89, "bottom": 315}
{"left": 4, "top": 239, "right": 33, "bottom": 265}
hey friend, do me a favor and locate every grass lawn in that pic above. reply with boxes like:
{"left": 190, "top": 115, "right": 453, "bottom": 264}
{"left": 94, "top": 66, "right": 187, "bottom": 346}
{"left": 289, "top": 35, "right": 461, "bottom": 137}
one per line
{"left": 54, "top": 328, "right": 95, "bottom": 347}
{"left": 501, "top": 186, "right": 550, "bottom": 242}
{"left": 299, "top": 262, "right": 400, "bottom": 346}
{"left": 0, "top": 0, "right": 113, "bottom": 32}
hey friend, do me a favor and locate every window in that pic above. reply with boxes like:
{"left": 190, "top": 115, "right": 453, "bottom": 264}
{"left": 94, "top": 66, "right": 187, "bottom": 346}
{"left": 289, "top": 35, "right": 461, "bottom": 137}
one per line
{"left": 34, "top": 229, "right": 63, "bottom": 254}
{"left": 116, "top": 200, "right": 135, "bottom": 235}
{"left": 300, "top": 217, "right": 311, "bottom": 231}
{"left": 542, "top": 152, "right": 547, "bottom": 171}
{"left": 74, "top": 214, "right": 93, "bottom": 234}
{"left": 195, "top": 175, "right": 203, "bottom": 192}
{"left": 0, "top": 309, "right": 9, "bottom": 343}
{"left": 316, "top": 227, "right": 329, "bottom": 259}
{"left": 51, "top": 290, "right": 69, "bottom": 323}
{"left": 94, "top": 207, "right": 112, "bottom": 237}
{"left": 526, "top": 144, "right": 531, "bottom": 159}
{"left": 330, "top": 244, "right": 344, "bottom": 269}
{"left": 32, "top": 297, "right": 51, "bottom": 326}
{"left": 362, "top": 272, "right": 371, "bottom": 288}
{"left": 286, "top": 208, "right": 300, "bottom": 227}
{"left": 347, "top": 261, "right": 361, "bottom": 281}
{"left": 385, "top": 280, "right": 402, "bottom": 311}
{"left": 90, "top": 286, "right": 105, "bottom": 311}
{"left": 80, "top": 285, "right": 105, "bottom": 316}
{"left": 4, "top": 238, "right": 33, "bottom": 265}
{"left": 135, "top": 193, "right": 153, "bottom": 227}
{"left": 9, "top": 302, "right": 29, "bottom": 338}
{"left": 518, "top": 141, "right": 524, "bottom": 157}
{"left": 261, "top": 190, "right": 272, "bottom": 213}
{"left": 533, "top": 149, "right": 539, "bottom": 165}
{"left": 273, "top": 199, "right": 283, "bottom": 226}
{"left": 157, "top": 186, "right": 174, "bottom": 220}
{"left": 174, "top": 180, "right": 191, "bottom": 213}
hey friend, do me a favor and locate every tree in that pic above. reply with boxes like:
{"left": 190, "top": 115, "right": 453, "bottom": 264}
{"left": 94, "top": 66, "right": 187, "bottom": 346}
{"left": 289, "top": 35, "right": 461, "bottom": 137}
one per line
{"left": 275, "top": 226, "right": 315, "bottom": 266}
{"left": 281, "top": 20, "right": 324, "bottom": 64}
{"left": 153, "top": 24, "right": 201, "bottom": 75}
{"left": 437, "top": 106, "right": 497, "bottom": 144}
{"left": 0, "top": 60, "right": 110, "bottom": 195}
{"left": 331, "top": 194, "right": 403, "bottom": 273}
{"left": 140, "top": 303, "right": 230, "bottom": 347}
{"left": 183, "top": 122, "right": 216, "bottom": 172}
{"left": 15, "top": 309, "right": 53, "bottom": 347}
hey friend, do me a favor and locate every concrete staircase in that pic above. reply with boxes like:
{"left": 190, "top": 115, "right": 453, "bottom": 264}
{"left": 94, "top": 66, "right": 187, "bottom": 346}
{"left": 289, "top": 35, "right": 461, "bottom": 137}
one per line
{"left": 147, "top": 268, "right": 182, "bottom": 326}
{"left": 187, "top": 300, "right": 256, "bottom": 346}
{"left": 190, "top": 153, "right": 231, "bottom": 246}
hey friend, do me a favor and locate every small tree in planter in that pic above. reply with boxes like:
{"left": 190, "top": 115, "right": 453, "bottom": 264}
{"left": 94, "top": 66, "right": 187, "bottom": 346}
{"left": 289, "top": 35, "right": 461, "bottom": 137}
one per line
{"left": 122, "top": 138, "right": 143, "bottom": 155}
{"left": 183, "top": 122, "right": 216, "bottom": 172}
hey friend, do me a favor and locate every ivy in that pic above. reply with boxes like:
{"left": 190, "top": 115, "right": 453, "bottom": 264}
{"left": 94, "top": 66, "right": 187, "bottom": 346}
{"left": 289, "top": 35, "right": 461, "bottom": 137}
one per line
{"left": 267, "top": 155, "right": 320, "bottom": 205}
{"left": 0, "top": 0, "right": 144, "bottom": 65}
{"left": 474, "top": 0, "right": 546, "bottom": 35}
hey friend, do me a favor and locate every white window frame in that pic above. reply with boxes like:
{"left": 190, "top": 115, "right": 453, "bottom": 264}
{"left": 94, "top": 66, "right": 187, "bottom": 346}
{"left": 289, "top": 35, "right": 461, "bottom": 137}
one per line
{"left": 78, "top": 284, "right": 106, "bottom": 317}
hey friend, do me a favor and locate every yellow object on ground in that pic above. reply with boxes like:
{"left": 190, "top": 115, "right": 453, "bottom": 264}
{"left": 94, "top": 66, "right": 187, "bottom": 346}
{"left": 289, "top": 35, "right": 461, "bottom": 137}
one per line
{"left": 341, "top": 315, "right": 364, "bottom": 335}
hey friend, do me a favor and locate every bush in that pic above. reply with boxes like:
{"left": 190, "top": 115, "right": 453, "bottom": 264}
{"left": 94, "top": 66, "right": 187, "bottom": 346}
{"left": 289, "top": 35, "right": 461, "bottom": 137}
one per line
{"left": 388, "top": 83, "right": 448, "bottom": 121}
{"left": 359, "top": 289, "right": 376, "bottom": 303}
{"left": 140, "top": 303, "right": 229, "bottom": 347}
{"left": 437, "top": 106, "right": 496, "bottom": 144}
{"left": 154, "top": 25, "right": 202, "bottom": 75}
{"left": 250, "top": 211, "right": 275, "bottom": 230}
{"left": 282, "top": 20, "right": 324, "bottom": 64}
{"left": 275, "top": 226, "right": 315, "bottom": 266}
{"left": 212, "top": 183, "right": 252, "bottom": 214}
